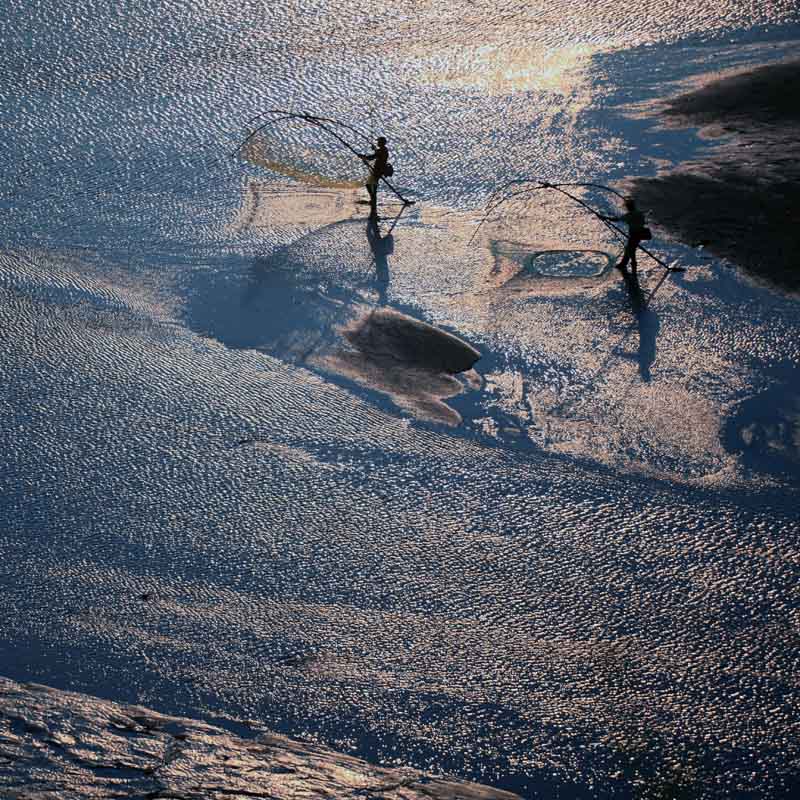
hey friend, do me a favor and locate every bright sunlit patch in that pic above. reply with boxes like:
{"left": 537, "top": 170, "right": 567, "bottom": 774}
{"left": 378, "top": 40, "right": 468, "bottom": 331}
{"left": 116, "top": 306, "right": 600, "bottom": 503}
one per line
{"left": 417, "top": 42, "right": 599, "bottom": 95}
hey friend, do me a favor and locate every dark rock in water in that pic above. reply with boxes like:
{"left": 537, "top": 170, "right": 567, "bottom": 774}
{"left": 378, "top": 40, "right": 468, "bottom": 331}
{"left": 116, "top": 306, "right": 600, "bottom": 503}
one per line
{"left": 345, "top": 309, "right": 481, "bottom": 374}
{"left": 316, "top": 308, "right": 481, "bottom": 425}
{"left": 658, "top": 59, "right": 800, "bottom": 125}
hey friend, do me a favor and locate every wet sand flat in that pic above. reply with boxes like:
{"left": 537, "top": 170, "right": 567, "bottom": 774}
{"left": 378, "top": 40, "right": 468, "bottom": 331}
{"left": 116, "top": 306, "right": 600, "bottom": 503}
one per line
{"left": 0, "top": 676, "right": 520, "bottom": 799}
{"left": 2, "top": 2, "right": 800, "bottom": 799}
{"left": 632, "top": 59, "right": 800, "bottom": 291}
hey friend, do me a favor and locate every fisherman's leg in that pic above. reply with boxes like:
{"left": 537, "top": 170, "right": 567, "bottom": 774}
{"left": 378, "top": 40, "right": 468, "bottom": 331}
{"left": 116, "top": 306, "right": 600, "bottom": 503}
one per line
{"left": 623, "top": 237, "right": 640, "bottom": 271}
{"left": 369, "top": 185, "right": 379, "bottom": 218}
{"left": 617, "top": 242, "right": 632, "bottom": 271}
{"left": 630, "top": 238, "right": 642, "bottom": 276}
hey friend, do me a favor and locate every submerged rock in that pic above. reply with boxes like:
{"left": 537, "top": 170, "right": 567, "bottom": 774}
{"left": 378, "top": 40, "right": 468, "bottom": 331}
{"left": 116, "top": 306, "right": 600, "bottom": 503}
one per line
{"left": 0, "top": 676, "right": 520, "bottom": 799}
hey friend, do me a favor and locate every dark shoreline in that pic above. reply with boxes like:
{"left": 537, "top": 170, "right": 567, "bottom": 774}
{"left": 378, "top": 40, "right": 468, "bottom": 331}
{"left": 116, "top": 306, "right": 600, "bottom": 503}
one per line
{"left": 0, "top": 676, "right": 521, "bottom": 799}
{"left": 631, "top": 58, "right": 800, "bottom": 292}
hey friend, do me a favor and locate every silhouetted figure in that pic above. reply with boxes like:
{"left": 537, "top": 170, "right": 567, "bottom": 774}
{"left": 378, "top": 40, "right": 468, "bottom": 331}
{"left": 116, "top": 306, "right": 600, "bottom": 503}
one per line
{"left": 361, "top": 136, "right": 389, "bottom": 219}
{"left": 367, "top": 216, "right": 394, "bottom": 306}
{"left": 602, "top": 197, "right": 651, "bottom": 276}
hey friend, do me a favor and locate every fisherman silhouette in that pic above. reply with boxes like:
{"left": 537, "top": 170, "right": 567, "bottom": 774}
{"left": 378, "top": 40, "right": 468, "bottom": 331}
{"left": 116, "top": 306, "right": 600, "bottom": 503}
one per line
{"left": 601, "top": 197, "right": 651, "bottom": 276}
{"left": 360, "top": 136, "right": 389, "bottom": 219}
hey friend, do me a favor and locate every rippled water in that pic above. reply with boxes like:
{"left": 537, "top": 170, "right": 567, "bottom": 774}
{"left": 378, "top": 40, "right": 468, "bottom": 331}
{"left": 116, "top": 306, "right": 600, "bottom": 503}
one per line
{"left": 2, "top": 2, "right": 800, "bottom": 798}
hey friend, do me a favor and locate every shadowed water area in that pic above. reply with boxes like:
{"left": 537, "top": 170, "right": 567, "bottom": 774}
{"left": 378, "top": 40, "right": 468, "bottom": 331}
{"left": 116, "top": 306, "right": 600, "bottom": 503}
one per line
{"left": 1, "top": 2, "right": 800, "bottom": 798}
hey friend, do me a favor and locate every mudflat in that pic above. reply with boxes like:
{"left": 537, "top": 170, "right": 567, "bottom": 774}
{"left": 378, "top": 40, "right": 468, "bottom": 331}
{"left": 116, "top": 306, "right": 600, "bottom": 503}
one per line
{"left": 0, "top": 676, "right": 521, "bottom": 800}
{"left": 633, "top": 59, "right": 800, "bottom": 291}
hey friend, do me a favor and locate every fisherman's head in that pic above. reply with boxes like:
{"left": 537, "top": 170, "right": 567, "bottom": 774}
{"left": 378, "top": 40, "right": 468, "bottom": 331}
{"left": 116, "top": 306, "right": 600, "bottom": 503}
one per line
{"left": 377, "top": 136, "right": 387, "bottom": 147}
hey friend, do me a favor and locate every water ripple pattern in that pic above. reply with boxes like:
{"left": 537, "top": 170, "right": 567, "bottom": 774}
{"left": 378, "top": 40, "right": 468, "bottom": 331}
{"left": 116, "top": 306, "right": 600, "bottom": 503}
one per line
{"left": 2, "top": 2, "right": 800, "bottom": 799}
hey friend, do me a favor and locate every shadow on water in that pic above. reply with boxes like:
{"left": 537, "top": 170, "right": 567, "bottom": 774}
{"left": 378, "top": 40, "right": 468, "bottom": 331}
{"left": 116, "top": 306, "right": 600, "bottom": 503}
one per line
{"left": 620, "top": 268, "right": 661, "bottom": 383}
{"left": 367, "top": 218, "right": 391, "bottom": 306}
{"left": 187, "top": 206, "right": 411, "bottom": 362}
{"left": 182, "top": 209, "right": 481, "bottom": 425}
{"left": 366, "top": 204, "right": 406, "bottom": 306}
{"left": 367, "top": 206, "right": 406, "bottom": 306}
{"left": 184, "top": 217, "right": 371, "bottom": 363}
{"left": 187, "top": 254, "right": 343, "bottom": 364}
{"left": 723, "top": 361, "right": 800, "bottom": 479}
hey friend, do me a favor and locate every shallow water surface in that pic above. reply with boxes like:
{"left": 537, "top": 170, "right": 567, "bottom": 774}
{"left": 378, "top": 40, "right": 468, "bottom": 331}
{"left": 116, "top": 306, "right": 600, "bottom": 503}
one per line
{"left": 1, "top": 2, "right": 800, "bottom": 798}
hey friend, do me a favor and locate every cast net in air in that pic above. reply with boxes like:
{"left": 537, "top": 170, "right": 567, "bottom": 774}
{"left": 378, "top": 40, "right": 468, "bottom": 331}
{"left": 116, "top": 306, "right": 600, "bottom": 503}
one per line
{"left": 234, "top": 111, "right": 372, "bottom": 190}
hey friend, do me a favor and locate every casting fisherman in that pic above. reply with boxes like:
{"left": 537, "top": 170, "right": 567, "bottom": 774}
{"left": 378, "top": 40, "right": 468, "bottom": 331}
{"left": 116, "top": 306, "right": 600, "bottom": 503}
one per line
{"left": 360, "top": 136, "right": 390, "bottom": 219}
{"left": 600, "top": 197, "right": 651, "bottom": 276}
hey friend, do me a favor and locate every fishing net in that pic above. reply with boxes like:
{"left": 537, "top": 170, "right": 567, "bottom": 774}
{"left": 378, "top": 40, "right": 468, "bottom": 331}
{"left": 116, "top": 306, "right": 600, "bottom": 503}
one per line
{"left": 237, "top": 114, "right": 371, "bottom": 190}
{"left": 529, "top": 249, "right": 613, "bottom": 277}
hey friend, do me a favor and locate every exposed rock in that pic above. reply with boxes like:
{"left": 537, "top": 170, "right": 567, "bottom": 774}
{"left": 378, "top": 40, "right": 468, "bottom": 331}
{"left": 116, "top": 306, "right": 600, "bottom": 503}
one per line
{"left": 0, "top": 676, "right": 520, "bottom": 800}
{"left": 314, "top": 308, "right": 482, "bottom": 425}
{"left": 345, "top": 309, "right": 481, "bottom": 375}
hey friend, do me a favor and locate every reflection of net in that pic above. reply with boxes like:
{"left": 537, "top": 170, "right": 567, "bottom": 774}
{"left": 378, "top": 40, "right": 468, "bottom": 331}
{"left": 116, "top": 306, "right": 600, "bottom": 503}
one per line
{"left": 242, "top": 117, "right": 367, "bottom": 189}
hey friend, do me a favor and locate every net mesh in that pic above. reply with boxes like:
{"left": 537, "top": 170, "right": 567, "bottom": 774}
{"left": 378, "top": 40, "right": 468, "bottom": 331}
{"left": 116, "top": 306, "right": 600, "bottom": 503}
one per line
{"left": 240, "top": 116, "right": 369, "bottom": 189}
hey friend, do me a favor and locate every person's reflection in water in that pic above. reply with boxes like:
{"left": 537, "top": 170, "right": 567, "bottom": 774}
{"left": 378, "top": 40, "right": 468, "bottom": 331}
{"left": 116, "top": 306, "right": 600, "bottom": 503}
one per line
{"left": 366, "top": 216, "right": 394, "bottom": 306}
{"left": 621, "top": 269, "right": 660, "bottom": 382}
